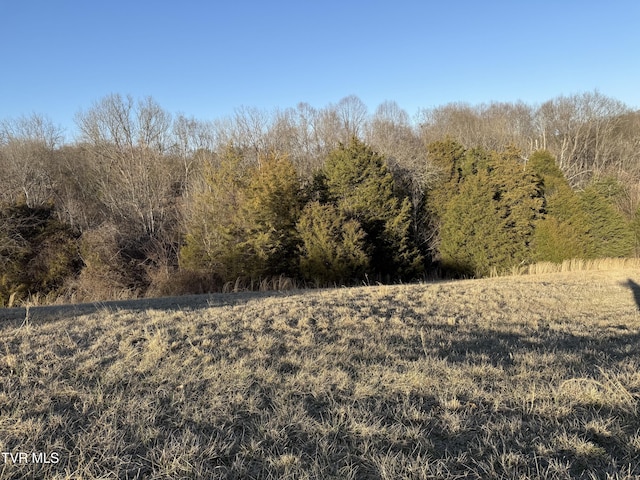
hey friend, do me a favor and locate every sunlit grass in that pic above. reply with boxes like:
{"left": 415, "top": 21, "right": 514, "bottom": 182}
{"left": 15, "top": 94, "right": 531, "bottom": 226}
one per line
{"left": 1, "top": 268, "right": 640, "bottom": 478}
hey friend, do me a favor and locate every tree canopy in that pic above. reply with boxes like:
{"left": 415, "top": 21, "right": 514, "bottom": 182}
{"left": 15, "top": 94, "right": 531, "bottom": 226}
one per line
{"left": 2, "top": 92, "right": 639, "bottom": 303}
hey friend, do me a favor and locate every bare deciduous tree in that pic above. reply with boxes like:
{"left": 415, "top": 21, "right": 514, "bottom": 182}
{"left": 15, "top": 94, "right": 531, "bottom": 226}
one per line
{"left": 535, "top": 92, "right": 630, "bottom": 186}
{"left": 336, "top": 94, "right": 368, "bottom": 141}
{"left": 75, "top": 94, "right": 177, "bottom": 236}
{"left": 0, "top": 113, "right": 64, "bottom": 207}
{"left": 0, "top": 112, "right": 63, "bottom": 149}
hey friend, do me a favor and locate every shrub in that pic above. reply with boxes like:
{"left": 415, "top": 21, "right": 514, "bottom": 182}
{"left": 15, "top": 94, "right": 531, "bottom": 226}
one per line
{"left": 0, "top": 201, "right": 81, "bottom": 306}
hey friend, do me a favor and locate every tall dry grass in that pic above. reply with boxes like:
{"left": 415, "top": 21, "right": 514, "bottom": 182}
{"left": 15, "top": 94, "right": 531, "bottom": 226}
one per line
{"left": 524, "top": 257, "right": 640, "bottom": 276}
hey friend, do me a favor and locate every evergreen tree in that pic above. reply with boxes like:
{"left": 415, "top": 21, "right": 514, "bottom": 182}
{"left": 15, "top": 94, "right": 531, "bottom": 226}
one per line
{"left": 579, "top": 184, "right": 634, "bottom": 258}
{"left": 180, "top": 148, "right": 303, "bottom": 285}
{"left": 532, "top": 215, "right": 589, "bottom": 263}
{"left": 633, "top": 206, "right": 640, "bottom": 257}
{"left": 425, "top": 140, "right": 495, "bottom": 262}
{"left": 297, "top": 201, "right": 369, "bottom": 285}
{"left": 528, "top": 150, "right": 591, "bottom": 262}
{"left": 439, "top": 148, "right": 544, "bottom": 277}
{"left": 322, "top": 137, "right": 423, "bottom": 280}
{"left": 526, "top": 150, "right": 566, "bottom": 195}
{"left": 427, "top": 137, "right": 467, "bottom": 183}
{"left": 180, "top": 146, "right": 251, "bottom": 282}
{"left": 528, "top": 152, "right": 634, "bottom": 261}
{"left": 425, "top": 138, "right": 468, "bottom": 221}
{"left": 241, "top": 153, "right": 302, "bottom": 277}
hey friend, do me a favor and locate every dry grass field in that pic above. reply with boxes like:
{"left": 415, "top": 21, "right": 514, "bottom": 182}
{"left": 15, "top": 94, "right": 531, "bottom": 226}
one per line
{"left": 1, "top": 267, "right": 640, "bottom": 479}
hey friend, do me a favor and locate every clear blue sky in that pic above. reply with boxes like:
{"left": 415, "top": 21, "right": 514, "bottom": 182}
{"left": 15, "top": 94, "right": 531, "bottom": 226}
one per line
{"left": 2, "top": 0, "right": 639, "bottom": 139}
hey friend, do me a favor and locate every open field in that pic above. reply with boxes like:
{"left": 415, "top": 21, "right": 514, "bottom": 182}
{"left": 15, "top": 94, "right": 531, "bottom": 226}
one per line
{"left": 1, "top": 269, "right": 640, "bottom": 479}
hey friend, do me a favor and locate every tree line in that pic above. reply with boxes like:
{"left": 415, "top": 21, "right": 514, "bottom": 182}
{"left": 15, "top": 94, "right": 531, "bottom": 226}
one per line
{"left": 1, "top": 92, "right": 639, "bottom": 305}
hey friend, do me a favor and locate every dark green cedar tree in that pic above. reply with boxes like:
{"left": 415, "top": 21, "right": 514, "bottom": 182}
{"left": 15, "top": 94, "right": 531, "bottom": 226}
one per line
{"left": 579, "top": 183, "right": 634, "bottom": 258}
{"left": 321, "top": 137, "right": 423, "bottom": 280}
{"left": 296, "top": 201, "right": 369, "bottom": 285}
{"left": 180, "top": 147, "right": 303, "bottom": 283}
{"left": 528, "top": 150, "right": 591, "bottom": 262}
{"left": 439, "top": 147, "right": 544, "bottom": 277}
{"left": 240, "top": 152, "right": 302, "bottom": 278}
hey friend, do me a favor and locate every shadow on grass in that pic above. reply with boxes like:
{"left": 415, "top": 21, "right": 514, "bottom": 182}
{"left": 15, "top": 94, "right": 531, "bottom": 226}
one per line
{"left": 625, "top": 278, "right": 640, "bottom": 310}
{"left": 3, "top": 285, "right": 640, "bottom": 479}
{"left": 364, "top": 321, "right": 640, "bottom": 477}
{"left": 0, "top": 289, "right": 300, "bottom": 324}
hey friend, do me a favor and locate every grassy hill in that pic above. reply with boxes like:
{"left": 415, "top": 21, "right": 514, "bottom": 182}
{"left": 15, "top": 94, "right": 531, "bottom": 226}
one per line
{"left": 1, "top": 269, "right": 640, "bottom": 479}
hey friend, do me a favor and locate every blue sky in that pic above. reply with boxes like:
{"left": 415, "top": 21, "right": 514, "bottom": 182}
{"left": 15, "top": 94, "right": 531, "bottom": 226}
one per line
{"left": 2, "top": 0, "right": 639, "bottom": 138}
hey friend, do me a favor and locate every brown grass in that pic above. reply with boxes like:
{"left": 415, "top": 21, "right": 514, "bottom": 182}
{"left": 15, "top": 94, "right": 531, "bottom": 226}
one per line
{"left": 514, "top": 257, "right": 640, "bottom": 276}
{"left": 1, "top": 268, "right": 640, "bottom": 479}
